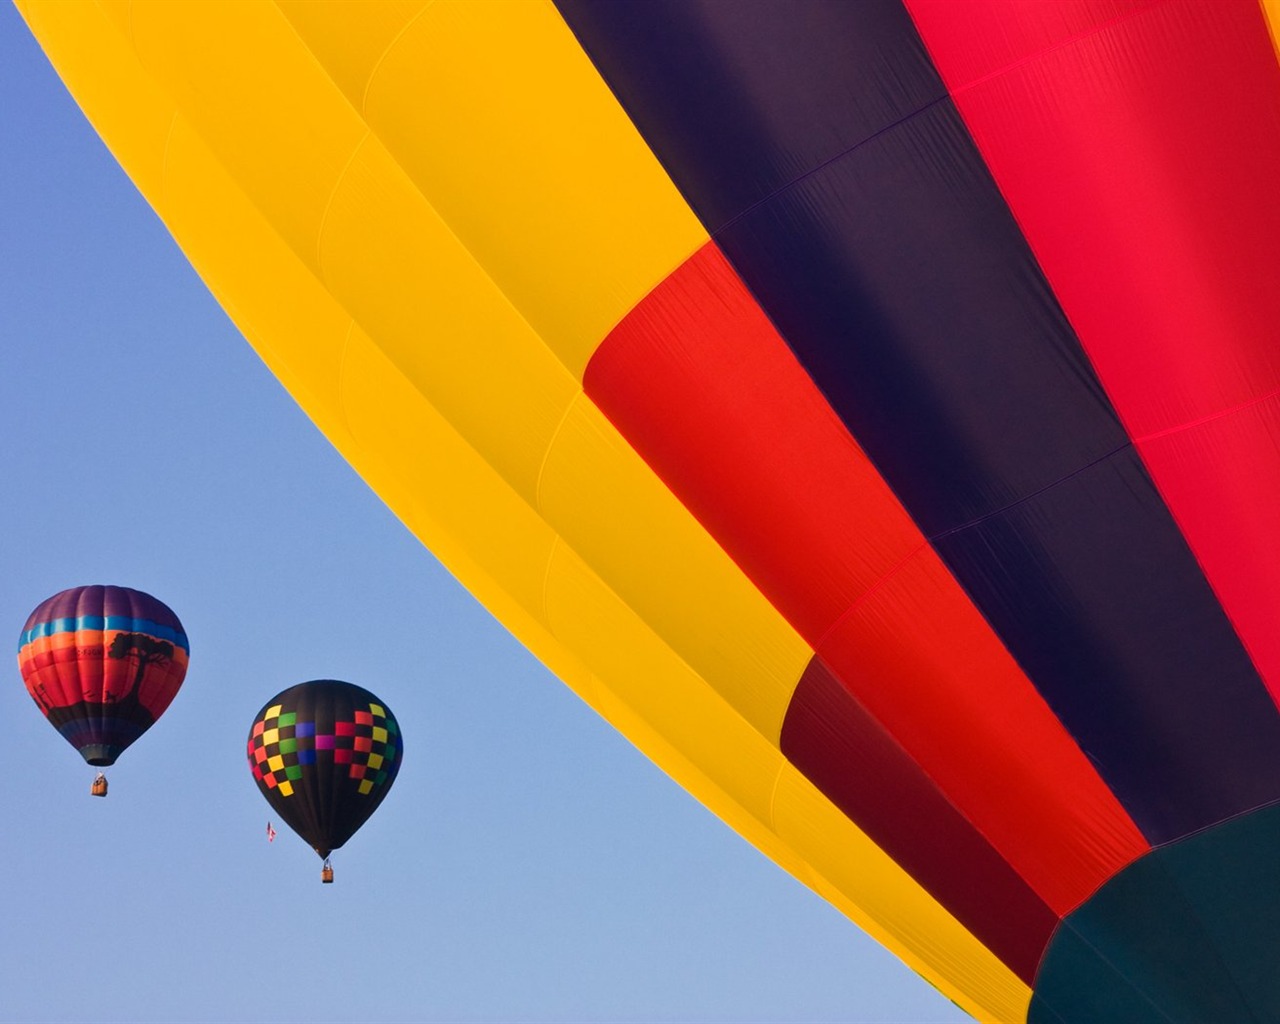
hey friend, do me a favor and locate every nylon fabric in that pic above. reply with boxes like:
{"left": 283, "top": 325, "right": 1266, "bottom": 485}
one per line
{"left": 906, "top": 0, "right": 1280, "bottom": 729}
{"left": 12, "top": 2, "right": 1029, "bottom": 1018}
{"left": 277, "top": 0, "right": 708, "bottom": 379}
{"left": 1031, "top": 802, "right": 1280, "bottom": 1023}
{"left": 558, "top": 0, "right": 1280, "bottom": 848}
{"left": 782, "top": 659, "right": 1057, "bottom": 984}
{"left": 588, "top": 242, "right": 1146, "bottom": 924}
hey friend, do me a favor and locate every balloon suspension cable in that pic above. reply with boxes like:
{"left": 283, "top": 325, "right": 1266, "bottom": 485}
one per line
{"left": 321, "top": 857, "right": 334, "bottom": 884}
{"left": 90, "top": 772, "right": 108, "bottom": 798}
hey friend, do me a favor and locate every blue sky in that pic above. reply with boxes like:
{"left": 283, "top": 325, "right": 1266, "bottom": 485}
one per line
{"left": 0, "top": 7, "right": 969, "bottom": 1022}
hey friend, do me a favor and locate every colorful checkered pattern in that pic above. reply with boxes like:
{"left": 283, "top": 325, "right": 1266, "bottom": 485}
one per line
{"left": 247, "top": 701, "right": 401, "bottom": 797}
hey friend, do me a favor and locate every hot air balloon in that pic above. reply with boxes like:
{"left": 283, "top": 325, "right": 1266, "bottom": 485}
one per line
{"left": 247, "top": 680, "right": 402, "bottom": 882}
{"left": 18, "top": 584, "right": 188, "bottom": 793}
{"left": 16, "top": 1, "right": 1280, "bottom": 1019}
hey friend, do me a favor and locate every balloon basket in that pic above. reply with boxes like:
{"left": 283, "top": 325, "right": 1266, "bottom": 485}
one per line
{"left": 321, "top": 859, "right": 334, "bottom": 884}
{"left": 90, "top": 773, "right": 108, "bottom": 798}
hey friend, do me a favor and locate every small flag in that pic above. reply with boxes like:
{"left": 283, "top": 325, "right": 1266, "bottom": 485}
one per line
{"left": 267, "top": 821, "right": 277, "bottom": 843}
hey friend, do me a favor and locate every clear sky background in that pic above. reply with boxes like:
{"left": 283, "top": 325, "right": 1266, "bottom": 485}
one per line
{"left": 0, "top": 7, "right": 970, "bottom": 1023}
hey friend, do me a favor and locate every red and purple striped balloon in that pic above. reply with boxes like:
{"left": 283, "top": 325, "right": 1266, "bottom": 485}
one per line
{"left": 18, "top": 585, "right": 188, "bottom": 767}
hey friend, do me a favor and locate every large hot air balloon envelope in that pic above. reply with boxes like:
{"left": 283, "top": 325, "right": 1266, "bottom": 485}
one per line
{"left": 247, "top": 680, "right": 403, "bottom": 871}
{"left": 17, "top": 1, "right": 1280, "bottom": 1020}
{"left": 18, "top": 585, "right": 188, "bottom": 768}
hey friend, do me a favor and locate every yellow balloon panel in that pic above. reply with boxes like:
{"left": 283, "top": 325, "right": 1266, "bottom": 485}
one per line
{"left": 279, "top": 0, "right": 709, "bottom": 378}
{"left": 319, "top": 134, "right": 581, "bottom": 504}
{"left": 127, "top": 0, "right": 367, "bottom": 271}
{"left": 274, "top": 0, "right": 428, "bottom": 111}
{"left": 541, "top": 394, "right": 809, "bottom": 741}
{"left": 162, "top": 116, "right": 353, "bottom": 417}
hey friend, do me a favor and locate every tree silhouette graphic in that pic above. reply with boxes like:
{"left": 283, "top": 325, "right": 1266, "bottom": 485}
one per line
{"left": 106, "top": 632, "right": 174, "bottom": 712}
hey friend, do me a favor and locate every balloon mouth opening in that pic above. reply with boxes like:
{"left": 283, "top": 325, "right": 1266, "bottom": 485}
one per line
{"left": 81, "top": 747, "right": 119, "bottom": 767}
